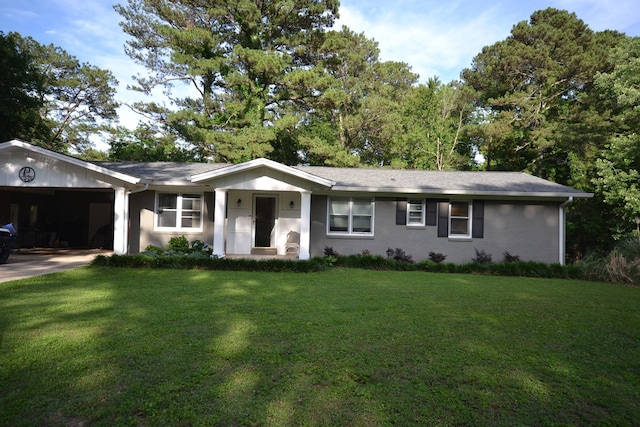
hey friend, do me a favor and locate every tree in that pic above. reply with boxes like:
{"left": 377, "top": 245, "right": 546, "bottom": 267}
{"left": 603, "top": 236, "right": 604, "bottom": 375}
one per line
{"left": 461, "top": 8, "right": 614, "bottom": 183}
{"left": 0, "top": 32, "right": 50, "bottom": 143}
{"left": 18, "top": 35, "right": 120, "bottom": 154}
{"left": 115, "top": 0, "right": 339, "bottom": 163}
{"left": 391, "top": 78, "right": 474, "bottom": 170}
{"left": 108, "top": 123, "right": 193, "bottom": 161}
{"left": 0, "top": 32, "right": 119, "bottom": 154}
{"left": 299, "top": 27, "right": 417, "bottom": 166}
{"left": 593, "top": 36, "right": 640, "bottom": 238}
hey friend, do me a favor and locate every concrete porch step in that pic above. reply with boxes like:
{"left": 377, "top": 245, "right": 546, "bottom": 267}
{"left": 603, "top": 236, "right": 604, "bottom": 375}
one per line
{"left": 251, "top": 247, "right": 277, "bottom": 255}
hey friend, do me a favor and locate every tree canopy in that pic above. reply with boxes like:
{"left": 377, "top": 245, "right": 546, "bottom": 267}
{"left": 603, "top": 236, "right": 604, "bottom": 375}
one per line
{"left": 0, "top": 32, "right": 119, "bottom": 154}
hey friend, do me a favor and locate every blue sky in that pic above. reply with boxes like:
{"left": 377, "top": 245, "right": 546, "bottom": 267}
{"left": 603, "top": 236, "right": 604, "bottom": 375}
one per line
{"left": 2, "top": 0, "right": 639, "bottom": 129}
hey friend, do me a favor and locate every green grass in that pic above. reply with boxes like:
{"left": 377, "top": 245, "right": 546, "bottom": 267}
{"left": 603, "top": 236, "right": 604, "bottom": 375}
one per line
{"left": 1, "top": 267, "right": 639, "bottom": 426}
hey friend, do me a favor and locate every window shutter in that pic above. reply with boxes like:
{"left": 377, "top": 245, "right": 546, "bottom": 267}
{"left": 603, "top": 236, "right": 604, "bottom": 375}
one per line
{"left": 472, "top": 200, "right": 484, "bottom": 238}
{"left": 426, "top": 200, "right": 437, "bottom": 226}
{"left": 437, "top": 201, "right": 449, "bottom": 237}
{"left": 396, "top": 199, "right": 407, "bottom": 225}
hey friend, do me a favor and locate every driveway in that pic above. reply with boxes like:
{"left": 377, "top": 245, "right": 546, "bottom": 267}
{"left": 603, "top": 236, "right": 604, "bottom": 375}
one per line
{"left": 0, "top": 249, "right": 112, "bottom": 283}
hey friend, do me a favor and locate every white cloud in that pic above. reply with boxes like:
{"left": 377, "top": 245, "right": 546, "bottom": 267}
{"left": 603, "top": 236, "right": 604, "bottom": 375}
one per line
{"left": 336, "top": 2, "right": 513, "bottom": 83}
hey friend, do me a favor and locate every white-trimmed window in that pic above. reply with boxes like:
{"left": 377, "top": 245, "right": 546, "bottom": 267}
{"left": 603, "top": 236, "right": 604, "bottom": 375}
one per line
{"left": 156, "top": 193, "right": 203, "bottom": 230}
{"left": 407, "top": 199, "right": 425, "bottom": 226}
{"left": 328, "top": 197, "right": 374, "bottom": 235}
{"left": 449, "top": 201, "right": 472, "bottom": 238}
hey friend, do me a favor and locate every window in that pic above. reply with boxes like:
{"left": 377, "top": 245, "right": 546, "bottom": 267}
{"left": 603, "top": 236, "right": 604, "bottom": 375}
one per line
{"left": 449, "top": 201, "right": 471, "bottom": 237}
{"left": 407, "top": 199, "right": 425, "bottom": 226}
{"left": 156, "top": 193, "right": 203, "bottom": 230}
{"left": 328, "top": 197, "right": 374, "bottom": 235}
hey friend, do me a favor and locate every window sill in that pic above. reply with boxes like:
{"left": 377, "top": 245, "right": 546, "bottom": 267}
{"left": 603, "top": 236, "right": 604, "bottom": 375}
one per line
{"left": 448, "top": 236, "right": 472, "bottom": 242}
{"left": 406, "top": 224, "right": 426, "bottom": 230}
{"left": 326, "top": 233, "right": 375, "bottom": 240}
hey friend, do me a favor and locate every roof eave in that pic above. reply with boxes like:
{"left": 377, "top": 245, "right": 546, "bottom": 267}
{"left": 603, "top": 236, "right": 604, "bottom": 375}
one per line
{"left": 190, "top": 157, "right": 335, "bottom": 187}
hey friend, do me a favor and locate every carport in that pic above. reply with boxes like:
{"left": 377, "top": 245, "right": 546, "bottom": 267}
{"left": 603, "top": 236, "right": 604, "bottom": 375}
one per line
{"left": 0, "top": 140, "right": 141, "bottom": 255}
{"left": 0, "top": 187, "right": 115, "bottom": 249}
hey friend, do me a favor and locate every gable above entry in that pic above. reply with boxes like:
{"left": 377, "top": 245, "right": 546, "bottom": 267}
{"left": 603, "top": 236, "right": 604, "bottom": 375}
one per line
{"left": 189, "top": 157, "right": 335, "bottom": 188}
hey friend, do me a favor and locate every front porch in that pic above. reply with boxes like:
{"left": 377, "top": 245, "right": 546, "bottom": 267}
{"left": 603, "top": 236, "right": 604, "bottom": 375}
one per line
{"left": 214, "top": 189, "right": 311, "bottom": 259}
{"left": 187, "top": 157, "right": 334, "bottom": 260}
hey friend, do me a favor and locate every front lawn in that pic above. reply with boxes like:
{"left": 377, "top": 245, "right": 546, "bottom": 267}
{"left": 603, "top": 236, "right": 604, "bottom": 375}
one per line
{"left": 1, "top": 268, "right": 639, "bottom": 426}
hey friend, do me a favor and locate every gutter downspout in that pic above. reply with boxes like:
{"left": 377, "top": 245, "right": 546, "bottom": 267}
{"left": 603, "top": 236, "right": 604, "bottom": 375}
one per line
{"left": 558, "top": 197, "right": 574, "bottom": 265}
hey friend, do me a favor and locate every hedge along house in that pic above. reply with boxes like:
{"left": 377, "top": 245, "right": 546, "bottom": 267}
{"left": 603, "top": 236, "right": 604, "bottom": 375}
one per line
{"left": 1, "top": 139, "right": 592, "bottom": 264}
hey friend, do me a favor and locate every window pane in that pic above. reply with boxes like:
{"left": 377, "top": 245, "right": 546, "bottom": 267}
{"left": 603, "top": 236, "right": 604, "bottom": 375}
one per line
{"left": 181, "top": 212, "right": 201, "bottom": 228}
{"left": 352, "top": 199, "right": 372, "bottom": 215}
{"left": 408, "top": 212, "right": 423, "bottom": 223}
{"left": 408, "top": 200, "right": 423, "bottom": 224}
{"left": 450, "top": 218, "right": 469, "bottom": 235}
{"left": 159, "top": 194, "right": 177, "bottom": 209}
{"left": 352, "top": 216, "right": 371, "bottom": 232}
{"left": 158, "top": 211, "right": 177, "bottom": 228}
{"left": 330, "top": 215, "right": 349, "bottom": 232}
{"left": 330, "top": 199, "right": 350, "bottom": 215}
{"left": 182, "top": 197, "right": 201, "bottom": 211}
{"left": 451, "top": 202, "right": 468, "bottom": 217}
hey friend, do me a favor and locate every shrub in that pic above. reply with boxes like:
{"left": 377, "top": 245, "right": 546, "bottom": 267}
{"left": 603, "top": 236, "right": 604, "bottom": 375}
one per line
{"left": 473, "top": 248, "right": 492, "bottom": 264}
{"left": 336, "top": 254, "right": 398, "bottom": 270}
{"left": 605, "top": 242, "right": 640, "bottom": 286}
{"left": 143, "top": 245, "right": 164, "bottom": 256}
{"left": 391, "top": 248, "right": 414, "bottom": 264}
{"left": 324, "top": 246, "right": 339, "bottom": 257}
{"left": 503, "top": 252, "right": 520, "bottom": 263}
{"left": 428, "top": 252, "right": 447, "bottom": 263}
{"left": 166, "top": 236, "right": 190, "bottom": 253}
{"left": 190, "top": 239, "right": 213, "bottom": 257}
{"left": 90, "top": 254, "right": 328, "bottom": 272}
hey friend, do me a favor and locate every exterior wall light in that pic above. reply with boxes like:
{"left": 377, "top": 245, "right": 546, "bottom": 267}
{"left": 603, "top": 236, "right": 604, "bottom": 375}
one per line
{"left": 290, "top": 201, "right": 295, "bottom": 209}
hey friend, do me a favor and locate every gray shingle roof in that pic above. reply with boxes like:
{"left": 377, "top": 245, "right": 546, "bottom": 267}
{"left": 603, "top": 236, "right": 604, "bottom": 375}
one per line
{"left": 293, "top": 166, "right": 588, "bottom": 197}
{"left": 94, "top": 161, "right": 228, "bottom": 183}
{"left": 94, "top": 160, "right": 590, "bottom": 198}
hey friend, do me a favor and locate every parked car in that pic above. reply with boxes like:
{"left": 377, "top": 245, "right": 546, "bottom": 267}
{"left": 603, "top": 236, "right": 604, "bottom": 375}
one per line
{"left": 0, "top": 223, "right": 17, "bottom": 264}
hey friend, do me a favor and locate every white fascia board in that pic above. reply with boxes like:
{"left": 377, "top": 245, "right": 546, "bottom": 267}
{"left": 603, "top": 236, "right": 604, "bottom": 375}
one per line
{"left": 1, "top": 139, "right": 140, "bottom": 185}
{"left": 190, "top": 157, "right": 335, "bottom": 187}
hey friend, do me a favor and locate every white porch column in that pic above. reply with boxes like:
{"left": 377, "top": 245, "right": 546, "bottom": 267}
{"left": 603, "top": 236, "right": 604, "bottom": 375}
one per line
{"left": 213, "top": 189, "right": 227, "bottom": 257}
{"left": 113, "top": 187, "right": 128, "bottom": 255}
{"left": 299, "top": 191, "right": 312, "bottom": 260}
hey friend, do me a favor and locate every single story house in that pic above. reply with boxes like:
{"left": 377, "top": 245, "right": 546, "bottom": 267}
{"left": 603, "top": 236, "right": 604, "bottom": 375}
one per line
{"left": 0, "top": 139, "right": 592, "bottom": 264}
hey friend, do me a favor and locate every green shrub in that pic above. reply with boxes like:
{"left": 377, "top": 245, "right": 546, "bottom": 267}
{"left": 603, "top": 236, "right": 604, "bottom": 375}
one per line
{"left": 166, "top": 236, "right": 190, "bottom": 253}
{"left": 144, "top": 245, "right": 164, "bottom": 255}
{"left": 90, "top": 254, "right": 328, "bottom": 273}
{"left": 90, "top": 251, "right": 598, "bottom": 282}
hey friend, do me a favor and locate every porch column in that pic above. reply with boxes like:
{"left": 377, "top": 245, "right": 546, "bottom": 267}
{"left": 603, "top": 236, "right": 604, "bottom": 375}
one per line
{"left": 213, "top": 189, "right": 227, "bottom": 257}
{"left": 113, "top": 187, "right": 128, "bottom": 255}
{"left": 299, "top": 191, "right": 311, "bottom": 260}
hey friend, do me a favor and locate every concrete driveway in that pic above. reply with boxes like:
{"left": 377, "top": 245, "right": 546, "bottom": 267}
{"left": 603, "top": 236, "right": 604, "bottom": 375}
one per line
{"left": 0, "top": 249, "right": 112, "bottom": 283}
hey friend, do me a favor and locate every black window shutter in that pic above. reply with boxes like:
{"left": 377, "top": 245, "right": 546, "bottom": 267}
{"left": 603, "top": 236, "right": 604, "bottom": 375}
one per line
{"left": 437, "top": 201, "right": 449, "bottom": 237}
{"left": 472, "top": 200, "right": 484, "bottom": 238}
{"left": 396, "top": 199, "right": 407, "bottom": 225}
{"left": 426, "top": 200, "right": 437, "bottom": 226}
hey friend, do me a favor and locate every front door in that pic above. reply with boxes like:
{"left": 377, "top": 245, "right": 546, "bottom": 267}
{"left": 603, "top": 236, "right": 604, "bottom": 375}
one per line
{"left": 254, "top": 196, "right": 277, "bottom": 247}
